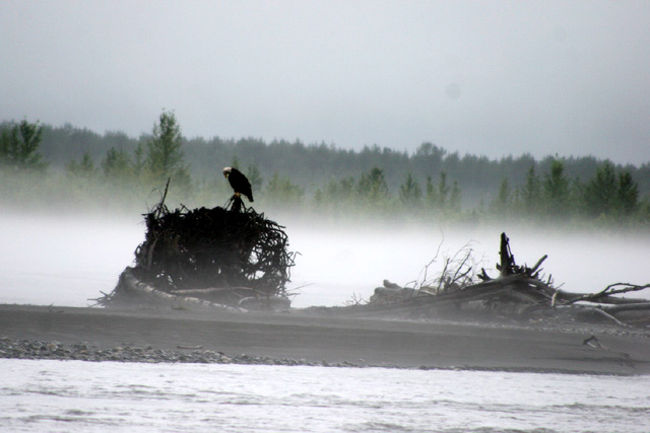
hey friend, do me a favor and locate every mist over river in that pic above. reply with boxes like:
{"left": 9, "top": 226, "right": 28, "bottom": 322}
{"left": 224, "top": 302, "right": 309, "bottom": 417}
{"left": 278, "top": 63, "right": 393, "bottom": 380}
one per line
{"left": 1, "top": 213, "right": 648, "bottom": 308}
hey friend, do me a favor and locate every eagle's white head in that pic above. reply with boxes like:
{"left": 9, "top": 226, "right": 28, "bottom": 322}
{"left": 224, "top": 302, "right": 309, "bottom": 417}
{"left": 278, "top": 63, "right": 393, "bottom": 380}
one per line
{"left": 222, "top": 167, "right": 232, "bottom": 178}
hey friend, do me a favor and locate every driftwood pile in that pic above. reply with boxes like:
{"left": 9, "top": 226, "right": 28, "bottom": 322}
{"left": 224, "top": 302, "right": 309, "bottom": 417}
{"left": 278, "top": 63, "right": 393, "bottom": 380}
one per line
{"left": 367, "top": 233, "right": 650, "bottom": 327}
{"left": 99, "top": 193, "right": 295, "bottom": 311}
{"left": 99, "top": 189, "right": 648, "bottom": 327}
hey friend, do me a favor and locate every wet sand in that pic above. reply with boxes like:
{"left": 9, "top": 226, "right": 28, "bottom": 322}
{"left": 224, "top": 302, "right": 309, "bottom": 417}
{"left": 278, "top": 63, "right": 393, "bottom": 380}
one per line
{"left": 0, "top": 304, "right": 648, "bottom": 374}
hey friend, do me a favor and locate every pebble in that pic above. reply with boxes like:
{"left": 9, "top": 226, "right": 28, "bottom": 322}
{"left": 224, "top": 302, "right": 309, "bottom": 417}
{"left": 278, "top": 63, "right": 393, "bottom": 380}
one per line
{"left": 0, "top": 338, "right": 379, "bottom": 369}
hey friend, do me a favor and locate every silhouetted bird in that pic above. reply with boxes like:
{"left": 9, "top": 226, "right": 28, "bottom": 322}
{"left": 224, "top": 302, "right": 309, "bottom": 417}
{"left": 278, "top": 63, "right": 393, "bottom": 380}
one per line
{"left": 223, "top": 167, "right": 254, "bottom": 202}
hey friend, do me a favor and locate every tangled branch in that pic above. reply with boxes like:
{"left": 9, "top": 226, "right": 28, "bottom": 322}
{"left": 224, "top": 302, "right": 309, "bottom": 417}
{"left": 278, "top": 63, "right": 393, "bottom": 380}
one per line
{"left": 564, "top": 283, "right": 650, "bottom": 304}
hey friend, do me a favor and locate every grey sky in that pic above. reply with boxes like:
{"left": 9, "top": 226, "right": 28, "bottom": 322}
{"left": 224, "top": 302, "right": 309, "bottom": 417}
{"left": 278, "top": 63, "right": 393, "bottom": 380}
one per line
{"left": 1, "top": 1, "right": 649, "bottom": 164}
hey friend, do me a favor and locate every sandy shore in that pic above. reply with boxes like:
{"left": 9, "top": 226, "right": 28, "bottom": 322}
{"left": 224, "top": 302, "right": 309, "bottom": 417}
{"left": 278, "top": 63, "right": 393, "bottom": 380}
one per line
{"left": 0, "top": 304, "right": 648, "bottom": 374}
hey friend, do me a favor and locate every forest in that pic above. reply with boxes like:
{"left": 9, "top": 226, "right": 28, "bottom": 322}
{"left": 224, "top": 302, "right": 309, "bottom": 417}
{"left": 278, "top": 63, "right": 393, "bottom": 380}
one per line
{"left": 1, "top": 112, "right": 649, "bottom": 227}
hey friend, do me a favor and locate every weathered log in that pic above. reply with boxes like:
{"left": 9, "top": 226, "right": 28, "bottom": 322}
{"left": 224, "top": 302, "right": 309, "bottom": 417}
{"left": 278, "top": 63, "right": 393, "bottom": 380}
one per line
{"left": 170, "top": 287, "right": 262, "bottom": 296}
{"left": 601, "top": 302, "right": 650, "bottom": 314}
{"left": 113, "top": 267, "right": 245, "bottom": 313}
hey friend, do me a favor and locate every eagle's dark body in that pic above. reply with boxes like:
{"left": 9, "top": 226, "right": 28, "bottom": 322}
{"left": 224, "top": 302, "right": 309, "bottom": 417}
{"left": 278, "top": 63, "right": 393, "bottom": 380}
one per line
{"left": 223, "top": 167, "right": 254, "bottom": 202}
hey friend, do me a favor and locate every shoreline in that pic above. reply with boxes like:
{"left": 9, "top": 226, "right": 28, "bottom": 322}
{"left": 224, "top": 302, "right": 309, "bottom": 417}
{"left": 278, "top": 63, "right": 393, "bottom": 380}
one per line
{"left": 1, "top": 337, "right": 643, "bottom": 376}
{"left": 1, "top": 304, "right": 648, "bottom": 375}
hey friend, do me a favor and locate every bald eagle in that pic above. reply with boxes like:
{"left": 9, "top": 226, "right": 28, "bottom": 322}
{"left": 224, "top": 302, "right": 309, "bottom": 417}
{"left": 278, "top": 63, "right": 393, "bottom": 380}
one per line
{"left": 223, "top": 167, "right": 254, "bottom": 202}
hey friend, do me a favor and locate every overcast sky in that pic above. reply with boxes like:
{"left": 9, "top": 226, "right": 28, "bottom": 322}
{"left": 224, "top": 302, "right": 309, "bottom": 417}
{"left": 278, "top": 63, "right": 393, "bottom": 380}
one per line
{"left": 1, "top": 1, "right": 649, "bottom": 164}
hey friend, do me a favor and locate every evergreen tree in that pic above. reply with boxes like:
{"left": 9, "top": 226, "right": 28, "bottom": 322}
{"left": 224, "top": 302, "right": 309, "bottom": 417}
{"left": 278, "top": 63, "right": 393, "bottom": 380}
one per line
{"left": 66, "top": 152, "right": 96, "bottom": 178}
{"left": 339, "top": 177, "right": 355, "bottom": 201}
{"left": 265, "top": 172, "right": 304, "bottom": 205}
{"left": 101, "top": 147, "right": 132, "bottom": 179}
{"left": 132, "top": 142, "right": 146, "bottom": 178}
{"left": 229, "top": 155, "right": 241, "bottom": 170}
{"left": 319, "top": 176, "right": 356, "bottom": 208}
{"left": 424, "top": 175, "right": 438, "bottom": 209}
{"left": 521, "top": 165, "right": 540, "bottom": 214}
{"left": 0, "top": 120, "right": 47, "bottom": 171}
{"left": 617, "top": 171, "right": 639, "bottom": 216}
{"left": 493, "top": 177, "right": 511, "bottom": 213}
{"left": 543, "top": 159, "right": 569, "bottom": 215}
{"left": 449, "top": 180, "right": 462, "bottom": 213}
{"left": 438, "top": 171, "right": 450, "bottom": 207}
{"left": 584, "top": 161, "right": 618, "bottom": 216}
{"left": 357, "top": 167, "right": 390, "bottom": 206}
{"left": 246, "top": 164, "right": 263, "bottom": 192}
{"left": 568, "top": 177, "right": 585, "bottom": 216}
{"left": 0, "top": 129, "right": 7, "bottom": 164}
{"left": 398, "top": 172, "right": 422, "bottom": 206}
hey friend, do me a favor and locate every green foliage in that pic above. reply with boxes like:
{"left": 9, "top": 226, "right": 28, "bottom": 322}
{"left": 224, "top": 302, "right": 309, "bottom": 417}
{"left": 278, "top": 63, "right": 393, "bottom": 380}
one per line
{"left": 246, "top": 164, "right": 263, "bottom": 192}
{"left": 145, "top": 110, "right": 190, "bottom": 190}
{"left": 132, "top": 142, "right": 146, "bottom": 178}
{"left": 229, "top": 155, "right": 241, "bottom": 170}
{"left": 101, "top": 147, "right": 133, "bottom": 179}
{"left": 637, "top": 198, "right": 650, "bottom": 225}
{"left": 437, "top": 171, "right": 450, "bottom": 208}
{"left": 449, "top": 181, "right": 461, "bottom": 213}
{"left": 543, "top": 159, "right": 570, "bottom": 215}
{"left": 485, "top": 160, "right": 647, "bottom": 225}
{"left": 0, "top": 120, "right": 47, "bottom": 171}
{"left": 265, "top": 172, "right": 304, "bottom": 205}
{"left": 357, "top": 167, "right": 390, "bottom": 209}
{"left": 398, "top": 172, "right": 422, "bottom": 207}
{"left": 583, "top": 161, "right": 618, "bottom": 216}
{"left": 520, "top": 165, "right": 541, "bottom": 215}
{"left": 582, "top": 162, "right": 639, "bottom": 219}
{"left": 618, "top": 171, "right": 639, "bottom": 215}
{"left": 425, "top": 176, "right": 437, "bottom": 206}
{"left": 424, "top": 172, "right": 457, "bottom": 214}
{"left": 14, "top": 120, "right": 649, "bottom": 205}
{"left": 493, "top": 177, "right": 512, "bottom": 212}
{"left": 66, "top": 152, "right": 96, "bottom": 178}
{"left": 2, "top": 117, "right": 648, "bottom": 227}
{"left": 314, "top": 176, "right": 356, "bottom": 212}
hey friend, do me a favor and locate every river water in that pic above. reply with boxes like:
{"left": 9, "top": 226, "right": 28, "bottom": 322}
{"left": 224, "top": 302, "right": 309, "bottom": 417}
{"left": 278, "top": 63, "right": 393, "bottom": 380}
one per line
{"left": 1, "top": 359, "right": 648, "bottom": 433}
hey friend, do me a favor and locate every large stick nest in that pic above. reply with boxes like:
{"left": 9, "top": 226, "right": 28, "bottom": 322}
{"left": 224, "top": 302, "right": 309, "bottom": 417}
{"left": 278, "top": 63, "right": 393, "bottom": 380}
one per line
{"left": 131, "top": 202, "right": 295, "bottom": 298}
{"left": 96, "top": 190, "right": 296, "bottom": 310}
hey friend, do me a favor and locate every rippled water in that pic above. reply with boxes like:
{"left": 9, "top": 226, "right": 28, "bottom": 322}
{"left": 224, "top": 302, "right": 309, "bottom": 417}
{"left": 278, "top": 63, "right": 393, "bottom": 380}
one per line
{"left": 1, "top": 359, "right": 648, "bottom": 433}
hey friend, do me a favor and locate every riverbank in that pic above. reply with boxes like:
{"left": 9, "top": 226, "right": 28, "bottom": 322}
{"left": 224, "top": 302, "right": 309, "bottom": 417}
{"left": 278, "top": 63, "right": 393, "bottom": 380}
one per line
{"left": 0, "top": 304, "right": 648, "bottom": 374}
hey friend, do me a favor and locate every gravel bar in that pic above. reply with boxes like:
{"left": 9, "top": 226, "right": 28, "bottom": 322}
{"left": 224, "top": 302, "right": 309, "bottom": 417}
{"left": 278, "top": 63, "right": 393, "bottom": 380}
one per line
{"left": 0, "top": 337, "right": 364, "bottom": 368}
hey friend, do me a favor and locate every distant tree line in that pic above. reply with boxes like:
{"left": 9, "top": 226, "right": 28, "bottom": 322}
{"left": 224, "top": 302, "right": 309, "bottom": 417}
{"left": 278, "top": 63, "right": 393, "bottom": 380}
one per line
{"left": 1, "top": 114, "right": 648, "bottom": 226}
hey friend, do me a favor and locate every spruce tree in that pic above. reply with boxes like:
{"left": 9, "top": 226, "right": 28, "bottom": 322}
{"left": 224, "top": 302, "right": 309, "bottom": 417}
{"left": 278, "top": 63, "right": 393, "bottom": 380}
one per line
{"left": 0, "top": 120, "right": 47, "bottom": 171}
{"left": 543, "top": 159, "right": 569, "bottom": 215}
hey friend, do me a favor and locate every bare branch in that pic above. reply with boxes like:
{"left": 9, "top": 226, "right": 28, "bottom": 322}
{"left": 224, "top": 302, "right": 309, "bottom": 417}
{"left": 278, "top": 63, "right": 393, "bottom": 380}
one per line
{"left": 418, "top": 237, "right": 444, "bottom": 289}
{"left": 566, "top": 283, "right": 650, "bottom": 304}
{"left": 529, "top": 254, "right": 548, "bottom": 275}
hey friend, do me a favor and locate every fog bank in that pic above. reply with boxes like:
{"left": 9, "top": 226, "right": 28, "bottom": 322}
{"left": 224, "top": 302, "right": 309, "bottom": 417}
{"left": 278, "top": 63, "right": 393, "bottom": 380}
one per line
{"left": 1, "top": 213, "right": 648, "bottom": 308}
